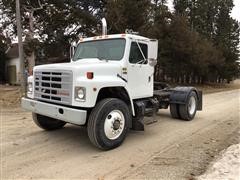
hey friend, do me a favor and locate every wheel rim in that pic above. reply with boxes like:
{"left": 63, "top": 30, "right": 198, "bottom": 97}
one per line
{"left": 188, "top": 96, "right": 196, "bottom": 115}
{"left": 104, "top": 110, "right": 125, "bottom": 140}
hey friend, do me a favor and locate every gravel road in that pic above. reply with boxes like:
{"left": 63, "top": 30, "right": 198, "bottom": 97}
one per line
{"left": 1, "top": 89, "right": 239, "bottom": 179}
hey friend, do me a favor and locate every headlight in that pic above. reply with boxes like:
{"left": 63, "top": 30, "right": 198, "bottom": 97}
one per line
{"left": 28, "top": 82, "right": 33, "bottom": 93}
{"left": 75, "top": 87, "right": 86, "bottom": 101}
{"left": 77, "top": 88, "right": 84, "bottom": 99}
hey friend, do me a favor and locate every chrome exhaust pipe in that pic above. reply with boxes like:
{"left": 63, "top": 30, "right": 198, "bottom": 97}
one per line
{"left": 101, "top": 18, "right": 107, "bottom": 35}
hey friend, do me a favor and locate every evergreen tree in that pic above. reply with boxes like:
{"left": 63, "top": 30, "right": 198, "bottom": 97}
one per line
{"left": 214, "top": 0, "right": 240, "bottom": 81}
{"left": 105, "top": 0, "right": 151, "bottom": 33}
{"left": 173, "top": 0, "right": 239, "bottom": 82}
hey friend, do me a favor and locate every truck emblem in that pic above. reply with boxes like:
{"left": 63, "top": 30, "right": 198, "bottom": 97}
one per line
{"left": 57, "top": 90, "right": 69, "bottom": 96}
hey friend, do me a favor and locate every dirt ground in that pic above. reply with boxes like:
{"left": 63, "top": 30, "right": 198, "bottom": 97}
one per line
{"left": 0, "top": 81, "right": 239, "bottom": 179}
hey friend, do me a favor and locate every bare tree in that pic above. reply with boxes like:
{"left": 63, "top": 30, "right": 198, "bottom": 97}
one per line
{"left": 23, "top": 0, "right": 44, "bottom": 73}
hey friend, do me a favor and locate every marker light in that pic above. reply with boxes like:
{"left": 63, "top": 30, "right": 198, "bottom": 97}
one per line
{"left": 87, "top": 72, "right": 94, "bottom": 79}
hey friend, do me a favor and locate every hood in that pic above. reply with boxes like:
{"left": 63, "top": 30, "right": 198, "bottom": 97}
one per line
{"left": 33, "top": 58, "right": 122, "bottom": 77}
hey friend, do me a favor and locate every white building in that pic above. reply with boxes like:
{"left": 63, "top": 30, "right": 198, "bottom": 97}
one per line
{"left": 5, "top": 43, "right": 21, "bottom": 85}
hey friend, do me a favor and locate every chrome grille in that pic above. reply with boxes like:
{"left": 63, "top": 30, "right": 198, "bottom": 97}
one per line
{"left": 34, "top": 70, "right": 72, "bottom": 105}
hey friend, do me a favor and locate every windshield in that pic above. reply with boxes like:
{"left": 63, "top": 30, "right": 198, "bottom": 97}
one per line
{"left": 73, "top": 38, "right": 126, "bottom": 61}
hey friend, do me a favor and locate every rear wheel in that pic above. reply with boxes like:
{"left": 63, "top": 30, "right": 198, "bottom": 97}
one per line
{"left": 87, "top": 98, "right": 130, "bottom": 150}
{"left": 179, "top": 91, "right": 198, "bottom": 121}
{"left": 32, "top": 113, "right": 66, "bottom": 130}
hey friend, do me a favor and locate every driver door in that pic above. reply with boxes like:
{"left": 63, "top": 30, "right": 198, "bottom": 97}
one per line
{"left": 127, "top": 41, "right": 154, "bottom": 99}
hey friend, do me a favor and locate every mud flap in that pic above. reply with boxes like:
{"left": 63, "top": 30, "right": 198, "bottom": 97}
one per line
{"left": 131, "top": 101, "right": 145, "bottom": 131}
{"left": 197, "top": 90, "right": 202, "bottom": 110}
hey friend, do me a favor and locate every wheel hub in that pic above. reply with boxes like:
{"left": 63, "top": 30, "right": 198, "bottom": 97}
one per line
{"left": 113, "top": 119, "right": 121, "bottom": 130}
{"left": 104, "top": 110, "right": 125, "bottom": 140}
{"left": 188, "top": 96, "right": 196, "bottom": 115}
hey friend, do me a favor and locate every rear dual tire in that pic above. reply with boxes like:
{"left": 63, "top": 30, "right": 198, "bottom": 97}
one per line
{"left": 170, "top": 91, "right": 198, "bottom": 121}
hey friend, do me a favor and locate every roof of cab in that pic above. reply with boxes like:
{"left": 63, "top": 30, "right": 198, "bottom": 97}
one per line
{"left": 79, "top": 33, "right": 150, "bottom": 43}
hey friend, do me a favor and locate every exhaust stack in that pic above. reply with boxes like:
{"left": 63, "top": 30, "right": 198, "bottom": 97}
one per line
{"left": 101, "top": 18, "right": 107, "bottom": 35}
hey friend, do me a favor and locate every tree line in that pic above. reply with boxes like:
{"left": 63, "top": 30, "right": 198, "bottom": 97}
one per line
{"left": 0, "top": 0, "right": 239, "bottom": 84}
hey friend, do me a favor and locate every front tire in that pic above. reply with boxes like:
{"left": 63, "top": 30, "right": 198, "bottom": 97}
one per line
{"left": 87, "top": 98, "right": 131, "bottom": 150}
{"left": 32, "top": 113, "right": 66, "bottom": 130}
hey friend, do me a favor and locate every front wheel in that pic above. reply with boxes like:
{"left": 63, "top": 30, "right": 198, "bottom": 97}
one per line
{"left": 32, "top": 113, "right": 66, "bottom": 130}
{"left": 87, "top": 98, "right": 131, "bottom": 150}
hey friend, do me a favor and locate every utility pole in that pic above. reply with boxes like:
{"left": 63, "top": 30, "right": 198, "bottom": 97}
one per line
{"left": 16, "top": 0, "right": 26, "bottom": 95}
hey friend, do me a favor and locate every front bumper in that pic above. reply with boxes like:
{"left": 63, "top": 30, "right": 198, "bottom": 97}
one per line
{"left": 21, "top": 98, "right": 87, "bottom": 125}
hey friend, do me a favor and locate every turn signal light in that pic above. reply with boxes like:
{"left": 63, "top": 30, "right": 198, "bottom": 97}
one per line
{"left": 87, "top": 72, "right": 94, "bottom": 79}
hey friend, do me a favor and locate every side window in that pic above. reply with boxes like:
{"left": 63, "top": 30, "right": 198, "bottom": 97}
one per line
{"left": 129, "top": 42, "right": 148, "bottom": 64}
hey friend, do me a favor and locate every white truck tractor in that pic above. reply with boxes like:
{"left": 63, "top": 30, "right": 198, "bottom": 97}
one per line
{"left": 22, "top": 19, "right": 202, "bottom": 150}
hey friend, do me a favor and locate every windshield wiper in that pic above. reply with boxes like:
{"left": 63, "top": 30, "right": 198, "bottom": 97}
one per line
{"left": 97, "top": 57, "right": 109, "bottom": 61}
{"left": 73, "top": 57, "right": 83, "bottom": 61}
{"left": 74, "top": 57, "right": 109, "bottom": 61}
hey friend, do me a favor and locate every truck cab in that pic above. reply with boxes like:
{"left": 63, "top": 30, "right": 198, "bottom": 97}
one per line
{"left": 22, "top": 32, "right": 202, "bottom": 150}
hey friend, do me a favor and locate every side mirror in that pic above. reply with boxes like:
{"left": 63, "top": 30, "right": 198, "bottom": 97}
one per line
{"left": 148, "top": 58, "right": 157, "bottom": 66}
{"left": 148, "top": 39, "right": 158, "bottom": 66}
{"left": 70, "top": 41, "right": 77, "bottom": 60}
